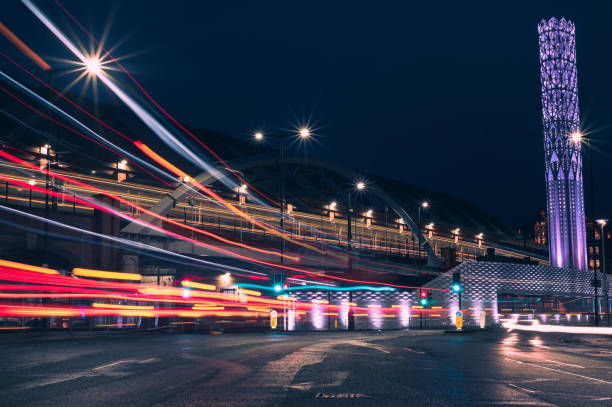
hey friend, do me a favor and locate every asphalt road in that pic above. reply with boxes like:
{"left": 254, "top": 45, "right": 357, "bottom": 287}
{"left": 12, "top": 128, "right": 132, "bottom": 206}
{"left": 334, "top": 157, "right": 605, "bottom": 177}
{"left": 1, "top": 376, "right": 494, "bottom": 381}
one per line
{"left": 0, "top": 329, "right": 610, "bottom": 406}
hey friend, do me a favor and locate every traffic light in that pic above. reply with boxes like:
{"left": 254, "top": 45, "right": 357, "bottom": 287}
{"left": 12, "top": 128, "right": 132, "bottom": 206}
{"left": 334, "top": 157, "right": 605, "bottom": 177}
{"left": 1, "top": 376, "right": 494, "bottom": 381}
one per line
{"left": 451, "top": 272, "right": 462, "bottom": 293}
{"left": 419, "top": 289, "right": 428, "bottom": 306}
{"left": 273, "top": 273, "right": 285, "bottom": 292}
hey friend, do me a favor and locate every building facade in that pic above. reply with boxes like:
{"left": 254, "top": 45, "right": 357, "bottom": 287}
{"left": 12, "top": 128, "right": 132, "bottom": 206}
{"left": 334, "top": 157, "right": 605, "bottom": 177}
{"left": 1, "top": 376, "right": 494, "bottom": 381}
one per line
{"left": 538, "top": 17, "right": 588, "bottom": 270}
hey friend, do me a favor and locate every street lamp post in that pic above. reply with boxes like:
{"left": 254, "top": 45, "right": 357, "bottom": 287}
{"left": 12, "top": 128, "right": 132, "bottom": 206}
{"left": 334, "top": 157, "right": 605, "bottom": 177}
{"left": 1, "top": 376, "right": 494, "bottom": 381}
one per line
{"left": 345, "top": 181, "right": 366, "bottom": 331}
{"left": 597, "top": 219, "right": 609, "bottom": 325}
{"left": 348, "top": 181, "right": 366, "bottom": 257}
{"left": 578, "top": 132, "right": 602, "bottom": 325}
{"left": 417, "top": 201, "right": 428, "bottom": 258}
{"left": 254, "top": 128, "right": 310, "bottom": 265}
{"left": 279, "top": 135, "right": 286, "bottom": 264}
{"left": 583, "top": 134, "right": 600, "bottom": 325}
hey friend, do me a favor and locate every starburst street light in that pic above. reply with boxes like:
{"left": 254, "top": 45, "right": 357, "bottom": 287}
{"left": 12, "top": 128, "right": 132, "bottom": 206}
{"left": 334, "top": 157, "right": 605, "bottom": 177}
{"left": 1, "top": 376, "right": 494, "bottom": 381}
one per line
{"left": 253, "top": 131, "right": 264, "bottom": 140}
{"left": 570, "top": 131, "right": 582, "bottom": 144}
{"left": 356, "top": 181, "right": 365, "bottom": 190}
{"left": 298, "top": 127, "right": 311, "bottom": 138}
{"left": 84, "top": 57, "right": 102, "bottom": 76}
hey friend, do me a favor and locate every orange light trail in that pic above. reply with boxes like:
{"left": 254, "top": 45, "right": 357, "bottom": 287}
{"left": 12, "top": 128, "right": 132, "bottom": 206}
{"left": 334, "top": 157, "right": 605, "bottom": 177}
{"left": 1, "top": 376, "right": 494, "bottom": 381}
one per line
{"left": 134, "top": 141, "right": 329, "bottom": 258}
{"left": 73, "top": 268, "right": 142, "bottom": 281}
{"left": 0, "top": 148, "right": 293, "bottom": 260}
{"left": 0, "top": 22, "right": 51, "bottom": 71}
{"left": 53, "top": 0, "right": 280, "bottom": 208}
{"left": 0, "top": 259, "right": 58, "bottom": 275}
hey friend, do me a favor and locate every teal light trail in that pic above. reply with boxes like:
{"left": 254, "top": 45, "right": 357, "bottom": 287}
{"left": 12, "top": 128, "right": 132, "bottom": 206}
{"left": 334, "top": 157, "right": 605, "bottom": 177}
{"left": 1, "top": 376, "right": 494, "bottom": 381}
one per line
{"left": 235, "top": 283, "right": 395, "bottom": 292}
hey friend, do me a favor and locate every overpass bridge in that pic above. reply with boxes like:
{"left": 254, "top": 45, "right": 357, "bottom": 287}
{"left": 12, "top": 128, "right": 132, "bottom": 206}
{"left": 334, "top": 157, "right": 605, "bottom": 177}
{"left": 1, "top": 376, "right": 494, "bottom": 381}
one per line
{"left": 0, "top": 152, "right": 548, "bottom": 284}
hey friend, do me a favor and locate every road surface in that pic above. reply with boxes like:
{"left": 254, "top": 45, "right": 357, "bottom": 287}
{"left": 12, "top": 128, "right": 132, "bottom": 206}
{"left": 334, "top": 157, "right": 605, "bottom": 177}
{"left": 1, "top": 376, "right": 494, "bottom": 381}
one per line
{"left": 0, "top": 329, "right": 610, "bottom": 406}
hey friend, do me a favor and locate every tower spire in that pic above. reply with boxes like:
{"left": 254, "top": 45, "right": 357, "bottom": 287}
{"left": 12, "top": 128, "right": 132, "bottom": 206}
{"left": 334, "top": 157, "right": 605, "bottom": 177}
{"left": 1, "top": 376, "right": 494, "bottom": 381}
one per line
{"left": 538, "top": 17, "right": 587, "bottom": 270}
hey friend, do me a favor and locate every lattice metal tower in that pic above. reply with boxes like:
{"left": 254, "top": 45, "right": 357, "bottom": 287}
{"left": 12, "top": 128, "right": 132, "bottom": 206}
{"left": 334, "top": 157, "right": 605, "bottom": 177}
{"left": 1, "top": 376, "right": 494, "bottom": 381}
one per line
{"left": 537, "top": 17, "right": 587, "bottom": 270}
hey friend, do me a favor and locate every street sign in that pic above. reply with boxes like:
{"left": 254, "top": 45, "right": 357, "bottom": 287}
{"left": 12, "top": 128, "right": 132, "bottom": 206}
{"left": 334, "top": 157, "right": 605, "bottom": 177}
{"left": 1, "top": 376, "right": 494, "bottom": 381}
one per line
{"left": 456, "top": 310, "right": 463, "bottom": 330}
{"left": 270, "top": 310, "right": 278, "bottom": 329}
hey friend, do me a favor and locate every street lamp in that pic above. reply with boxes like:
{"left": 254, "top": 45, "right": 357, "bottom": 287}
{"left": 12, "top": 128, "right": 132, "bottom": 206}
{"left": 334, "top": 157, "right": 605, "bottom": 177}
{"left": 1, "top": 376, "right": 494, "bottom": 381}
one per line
{"left": 299, "top": 127, "right": 310, "bottom": 138}
{"left": 476, "top": 232, "right": 484, "bottom": 247}
{"left": 597, "top": 219, "right": 609, "bottom": 325}
{"left": 579, "top": 131, "right": 601, "bottom": 325}
{"left": 219, "top": 272, "right": 232, "bottom": 287}
{"left": 84, "top": 56, "right": 103, "bottom": 76}
{"left": 347, "top": 181, "right": 367, "bottom": 254}
{"left": 345, "top": 181, "right": 367, "bottom": 332}
{"left": 328, "top": 201, "right": 337, "bottom": 222}
{"left": 453, "top": 228, "right": 460, "bottom": 244}
{"left": 253, "top": 128, "right": 312, "bottom": 264}
{"left": 417, "top": 201, "right": 429, "bottom": 258}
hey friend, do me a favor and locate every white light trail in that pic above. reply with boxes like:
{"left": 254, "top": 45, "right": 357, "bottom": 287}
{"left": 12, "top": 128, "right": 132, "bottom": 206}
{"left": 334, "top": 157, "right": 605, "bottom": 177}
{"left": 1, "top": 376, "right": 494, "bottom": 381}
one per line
{"left": 21, "top": 0, "right": 232, "bottom": 190}
{"left": 0, "top": 203, "right": 264, "bottom": 277}
{"left": 503, "top": 320, "right": 612, "bottom": 335}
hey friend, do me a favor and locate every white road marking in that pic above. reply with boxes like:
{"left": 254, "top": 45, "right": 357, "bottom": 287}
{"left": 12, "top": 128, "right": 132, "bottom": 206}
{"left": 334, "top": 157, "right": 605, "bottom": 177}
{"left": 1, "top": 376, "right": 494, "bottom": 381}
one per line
{"left": 92, "top": 360, "right": 132, "bottom": 370}
{"left": 543, "top": 359, "right": 584, "bottom": 369}
{"left": 137, "top": 357, "right": 161, "bottom": 364}
{"left": 19, "top": 357, "right": 161, "bottom": 389}
{"left": 505, "top": 357, "right": 612, "bottom": 385}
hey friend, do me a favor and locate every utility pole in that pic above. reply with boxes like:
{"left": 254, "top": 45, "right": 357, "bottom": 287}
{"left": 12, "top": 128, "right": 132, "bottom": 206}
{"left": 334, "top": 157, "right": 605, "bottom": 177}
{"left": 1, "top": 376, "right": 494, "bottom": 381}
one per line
{"left": 597, "top": 220, "right": 609, "bottom": 325}
{"left": 279, "top": 135, "right": 285, "bottom": 265}
{"left": 588, "top": 138, "right": 599, "bottom": 326}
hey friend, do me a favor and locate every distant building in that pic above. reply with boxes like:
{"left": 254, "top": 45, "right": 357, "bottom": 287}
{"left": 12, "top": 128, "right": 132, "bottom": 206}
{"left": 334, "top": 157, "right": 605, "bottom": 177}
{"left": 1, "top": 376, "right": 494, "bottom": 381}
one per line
{"left": 586, "top": 219, "right": 611, "bottom": 275}
{"left": 533, "top": 208, "right": 547, "bottom": 245}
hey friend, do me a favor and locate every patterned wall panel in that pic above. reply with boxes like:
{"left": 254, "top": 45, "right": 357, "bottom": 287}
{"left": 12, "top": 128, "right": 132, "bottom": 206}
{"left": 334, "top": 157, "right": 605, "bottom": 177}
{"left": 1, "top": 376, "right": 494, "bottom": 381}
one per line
{"left": 290, "top": 262, "right": 610, "bottom": 330}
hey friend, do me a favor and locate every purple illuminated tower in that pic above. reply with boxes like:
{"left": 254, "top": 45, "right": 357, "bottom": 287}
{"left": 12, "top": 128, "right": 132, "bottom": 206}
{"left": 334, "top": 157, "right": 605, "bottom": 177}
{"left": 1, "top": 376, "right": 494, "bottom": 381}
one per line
{"left": 538, "top": 17, "right": 587, "bottom": 271}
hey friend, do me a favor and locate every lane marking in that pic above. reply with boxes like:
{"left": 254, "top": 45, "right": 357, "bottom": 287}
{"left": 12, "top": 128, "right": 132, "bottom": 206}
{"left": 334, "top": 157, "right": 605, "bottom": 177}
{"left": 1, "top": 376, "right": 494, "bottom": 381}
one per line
{"left": 137, "top": 357, "right": 161, "bottom": 364}
{"left": 542, "top": 359, "right": 584, "bottom": 369}
{"left": 505, "top": 357, "right": 612, "bottom": 385}
{"left": 92, "top": 360, "right": 131, "bottom": 370}
{"left": 402, "top": 347, "right": 425, "bottom": 354}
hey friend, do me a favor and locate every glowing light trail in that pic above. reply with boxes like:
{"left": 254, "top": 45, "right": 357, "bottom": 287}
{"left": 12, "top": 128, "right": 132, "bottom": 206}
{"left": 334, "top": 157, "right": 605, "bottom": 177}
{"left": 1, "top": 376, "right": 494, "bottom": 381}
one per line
{"left": 73, "top": 268, "right": 142, "bottom": 281}
{"left": 0, "top": 259, "right": 58, "bottom": 275}
{"left": 0, "top": 148, "right": 292, "bottom": 259}
{"left": 502, "top": 320, "right": 612, "bottom": 335}
{"left": 22, "top": 0, "right": 235, "bottom": 191}
{"left": 0, "top": 22, "right": 51, "bottom": 71}
{"left": 53, "top": 0, "right": 279, "bottom": 208}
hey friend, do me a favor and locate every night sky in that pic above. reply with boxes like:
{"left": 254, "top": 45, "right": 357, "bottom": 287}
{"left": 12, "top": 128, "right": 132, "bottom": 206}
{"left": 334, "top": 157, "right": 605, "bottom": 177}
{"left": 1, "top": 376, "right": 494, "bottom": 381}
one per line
{"left": 2, "top": 0, "right": 611, "bottom": 228}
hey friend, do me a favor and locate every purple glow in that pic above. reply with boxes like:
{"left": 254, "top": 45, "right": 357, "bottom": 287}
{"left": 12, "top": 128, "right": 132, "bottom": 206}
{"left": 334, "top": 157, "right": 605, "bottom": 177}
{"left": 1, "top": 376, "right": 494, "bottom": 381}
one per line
{"left": 399, "top": 302, "right": 410, "bottom": 327}
{"left": 311, "top": 300, "right": 325, "bottom": 330}
{"left": 340, "top": 301, "right": 350, "bottom": 328}
{"left": 538, "top": 17, "right": 587, "bottom": 271}
{"left": 368, "top": 303, "right": 382, "bottom": 329}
